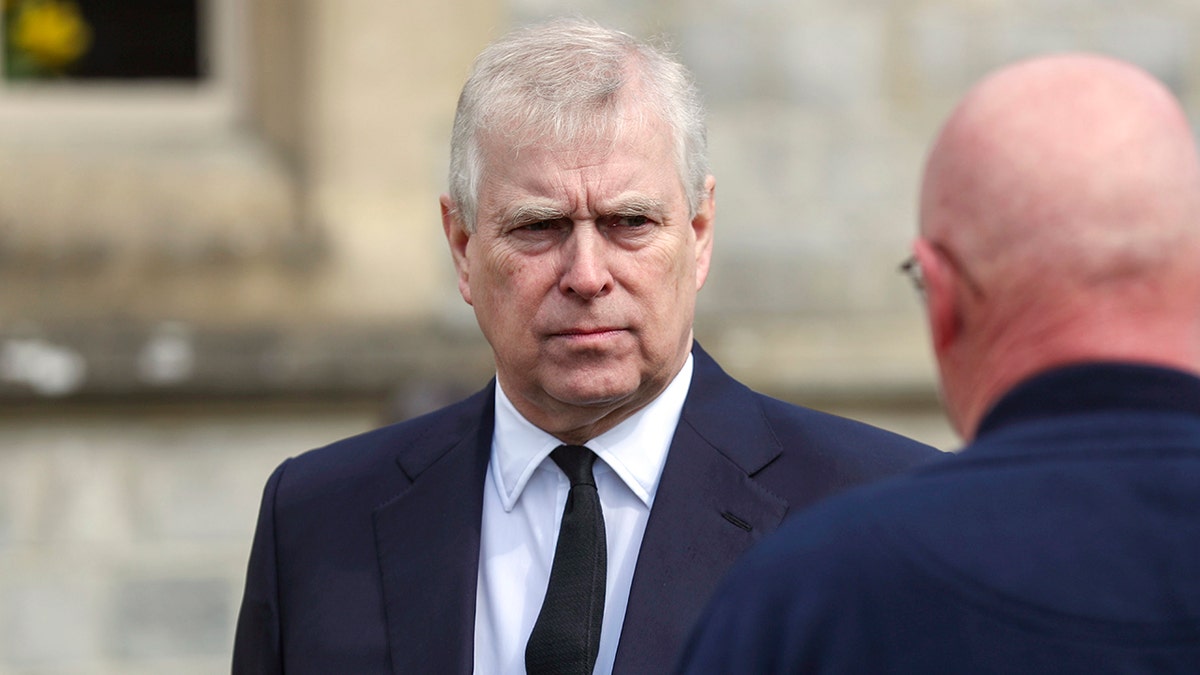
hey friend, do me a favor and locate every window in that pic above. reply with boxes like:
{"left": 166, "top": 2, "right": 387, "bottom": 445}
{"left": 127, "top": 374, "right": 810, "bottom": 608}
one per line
{"left": 0, "top": 0, "right": 243, "bottom": 138}
{"left": 0, "top": 0, "right": 296, "bottom": 284}
{"left": 5, "top": 0, "right": 203, "bottom": 81}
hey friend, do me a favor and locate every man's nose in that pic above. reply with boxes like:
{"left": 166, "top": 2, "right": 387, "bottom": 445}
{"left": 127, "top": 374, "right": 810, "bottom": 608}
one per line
{"left": 559, "top": 226, "right": 613, "bottom": 300}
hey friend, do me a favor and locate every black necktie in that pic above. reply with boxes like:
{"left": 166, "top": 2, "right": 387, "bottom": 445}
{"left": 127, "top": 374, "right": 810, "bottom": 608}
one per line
{"left": 525, "top": 445, "right": 607, "bottom": 675}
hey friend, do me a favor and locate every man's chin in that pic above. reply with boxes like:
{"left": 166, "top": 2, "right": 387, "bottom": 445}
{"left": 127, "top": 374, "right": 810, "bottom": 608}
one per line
{"left": 548, "top": 384, "right": 637, "bottom": 410}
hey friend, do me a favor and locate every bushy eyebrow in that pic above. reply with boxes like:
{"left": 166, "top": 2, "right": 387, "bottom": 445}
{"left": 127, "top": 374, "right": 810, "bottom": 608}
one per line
{"left": 501, "top": 202, "right": 568, "bottom": 227}
{"left": 498, "top": 194, "right": 668, "bottom": 226}
{"left": 603, "top": 194, "right": 668, "bottom": 218}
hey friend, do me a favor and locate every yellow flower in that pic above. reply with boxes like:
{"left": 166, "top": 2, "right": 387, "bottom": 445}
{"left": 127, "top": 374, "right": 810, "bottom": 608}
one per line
{"left": 9, "top": 0, "right": 91, "bottom": 72}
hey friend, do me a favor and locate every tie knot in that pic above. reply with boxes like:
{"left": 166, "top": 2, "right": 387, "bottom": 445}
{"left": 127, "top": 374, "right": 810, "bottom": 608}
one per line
{"left": 551, "top": 445, "right": 597, "bottom": 487}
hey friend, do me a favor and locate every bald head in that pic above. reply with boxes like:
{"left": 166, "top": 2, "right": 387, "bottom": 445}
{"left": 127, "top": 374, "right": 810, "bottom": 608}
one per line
{"left": 917, "top": 54, "right": 1200, "bottom": 438}
{"left": 923, "top": 54, "right": 1200, "bottom": 290}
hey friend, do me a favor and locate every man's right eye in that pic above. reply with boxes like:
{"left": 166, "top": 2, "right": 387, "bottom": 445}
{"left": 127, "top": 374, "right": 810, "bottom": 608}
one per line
{"left": 515, "top": 219, "right": 568, "bottom": 233}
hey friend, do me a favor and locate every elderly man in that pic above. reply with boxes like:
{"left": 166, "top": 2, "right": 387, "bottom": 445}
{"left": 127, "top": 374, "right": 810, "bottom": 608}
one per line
{"left": 233, "top": 19, "right": 935, "bottom": 675}
{"left": 676, "top": 53, "right": 1200, "bottom": 673}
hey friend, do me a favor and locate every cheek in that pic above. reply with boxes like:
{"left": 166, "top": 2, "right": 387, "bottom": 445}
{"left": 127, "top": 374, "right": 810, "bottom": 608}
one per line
{"left": 650, "top": 240, "right": 696, "bottom": 294}
{"left": 627, "top": 243, "right": 696, "bottom": 317}
{"left": 473, "top": 245, "right": 525, "bottom": 294}
{"left": 474, "top": 253, "right": 553, "bottom": 325}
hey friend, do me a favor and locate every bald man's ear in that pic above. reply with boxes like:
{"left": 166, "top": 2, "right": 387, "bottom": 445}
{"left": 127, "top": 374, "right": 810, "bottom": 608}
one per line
{"left": 914, "top": 239, "right": 959, "bottom": 354}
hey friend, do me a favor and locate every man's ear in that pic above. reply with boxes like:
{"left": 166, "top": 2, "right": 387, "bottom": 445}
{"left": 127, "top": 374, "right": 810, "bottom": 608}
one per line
{"left": 914, "top": 238, "right": 958, "bottom": 353}
{"left": 441, "top": 194, "right": 473, "bottom": 306}
{"left": 693, "top": 175, "right": 716, "bottom": 291}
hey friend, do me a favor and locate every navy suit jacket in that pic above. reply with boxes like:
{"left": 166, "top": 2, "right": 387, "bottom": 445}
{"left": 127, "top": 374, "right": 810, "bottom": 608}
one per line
{"left": 232, "top": 344, "right": 936, "bottom": 674}
{"left": 677, "top": 363, "right": 1200, "bottom": 674}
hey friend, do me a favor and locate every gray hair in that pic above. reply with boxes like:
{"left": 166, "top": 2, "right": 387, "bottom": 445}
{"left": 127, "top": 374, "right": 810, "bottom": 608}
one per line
{"left": 447, "top": 18, "right": 710, "bottom": 231}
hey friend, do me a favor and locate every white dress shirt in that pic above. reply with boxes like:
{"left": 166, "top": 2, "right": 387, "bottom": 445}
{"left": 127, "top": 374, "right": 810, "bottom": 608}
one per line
{"left": 473, "top": 355, "right": 693, "bottom": 675}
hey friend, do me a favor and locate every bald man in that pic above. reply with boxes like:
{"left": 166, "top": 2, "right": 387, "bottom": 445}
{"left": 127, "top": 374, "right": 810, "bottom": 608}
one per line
{"left": 674, "top": 54, "right": 1200, "bottom": 673}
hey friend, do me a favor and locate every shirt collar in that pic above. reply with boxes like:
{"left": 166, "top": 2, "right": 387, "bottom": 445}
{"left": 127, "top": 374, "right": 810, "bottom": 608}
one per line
{"left": 976, "top": 361, "right": 1200, "bottom": 438}
{"left": 490, "top": 354, "right": 694, "bottom": 513}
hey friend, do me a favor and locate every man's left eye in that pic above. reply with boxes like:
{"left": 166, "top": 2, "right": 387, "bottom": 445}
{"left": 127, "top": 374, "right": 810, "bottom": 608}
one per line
{"left": 612, "top": 215, "right": 651, "bottom": 228}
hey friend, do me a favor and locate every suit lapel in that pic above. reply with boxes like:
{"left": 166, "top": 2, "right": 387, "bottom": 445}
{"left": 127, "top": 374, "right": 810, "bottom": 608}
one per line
{"left": 372, "top": 384, "right": 494, "bottom": 675}
{"left": 368, "top": 349, "right": 787, "bottom": 673}
{"left": 613, "top": 345, "right": 790, "bottom": 673}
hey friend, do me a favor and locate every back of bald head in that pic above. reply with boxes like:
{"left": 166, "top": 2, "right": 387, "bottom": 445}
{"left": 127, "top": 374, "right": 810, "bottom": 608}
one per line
{"left": 920, "top": 54, "right": 1200, "bottom": 301}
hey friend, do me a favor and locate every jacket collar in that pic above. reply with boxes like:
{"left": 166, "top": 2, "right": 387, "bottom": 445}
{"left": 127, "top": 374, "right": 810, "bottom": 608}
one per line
{"left": 977, "top": 362, "right": 1200, "bottom": 438}
{"left": 374, "top": 383, "right": 494, "bottom": 675}
{"left": 613, "top": 343, "right": 790, "bottom": 673}
{"left": 373, "top": 343, "right": 791, "bottom": 674}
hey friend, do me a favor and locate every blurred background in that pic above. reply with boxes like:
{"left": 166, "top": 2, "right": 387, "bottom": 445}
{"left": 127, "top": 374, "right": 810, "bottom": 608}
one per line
{"left": 1, "top": 0, "right": 1198, "bottom": 672}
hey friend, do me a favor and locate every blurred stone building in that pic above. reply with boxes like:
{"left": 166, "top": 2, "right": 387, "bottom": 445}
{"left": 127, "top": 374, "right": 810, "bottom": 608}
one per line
{"left": 1, "top": 0, "right": 1197, "bottom": 672}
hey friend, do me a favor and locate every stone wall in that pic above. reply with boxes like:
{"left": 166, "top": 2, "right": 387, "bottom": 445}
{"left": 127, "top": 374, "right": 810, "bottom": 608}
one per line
{"left": 0, "top": 403, "right": 377, "bottom": 674}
